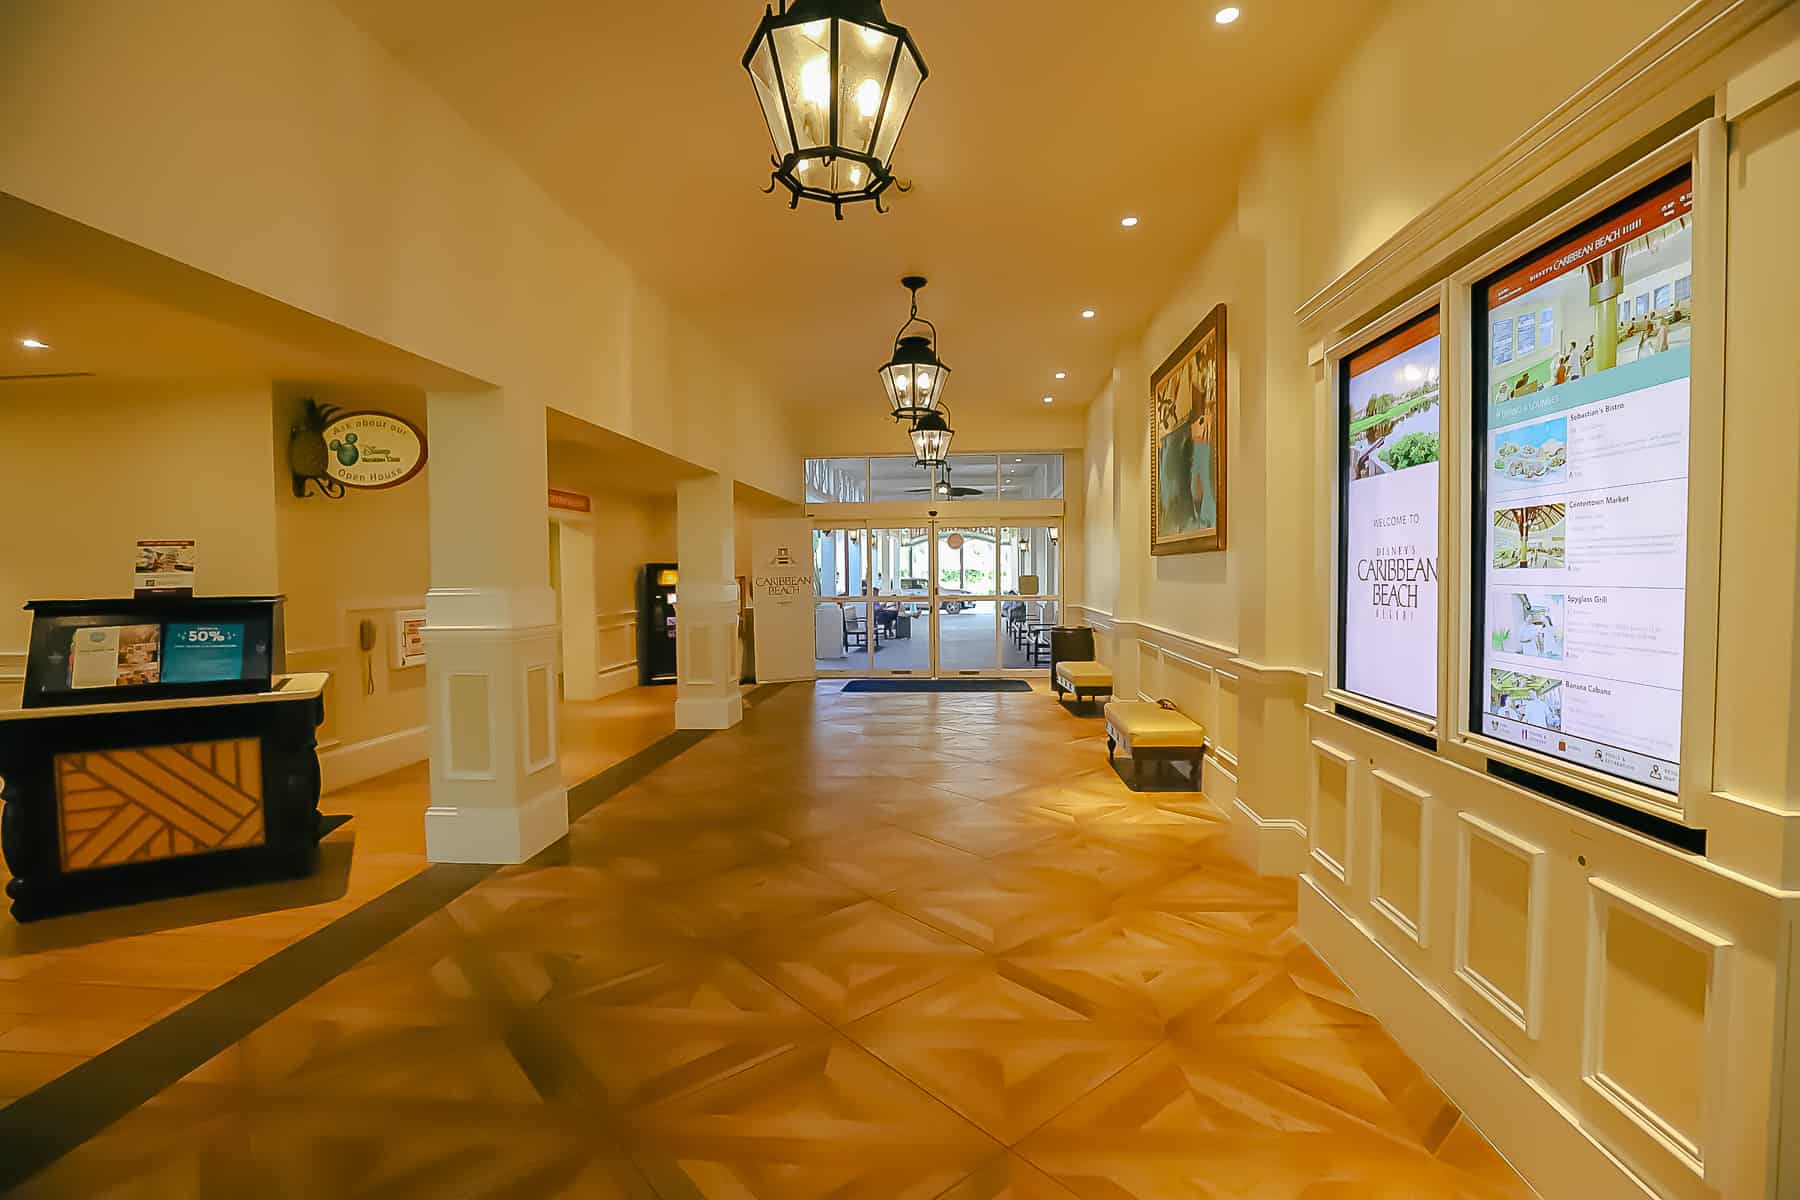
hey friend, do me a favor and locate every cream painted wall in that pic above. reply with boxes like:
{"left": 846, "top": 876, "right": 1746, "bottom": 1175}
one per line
{"left": 0, "top": 376, "right": 433, "bottom": 774}
{"left": 799, "top": 397, "right": 1089, "bottom": 461}
{"left": 1083, "top": 379, "right": 1119, "bottom": 618}
{"left": 274, "top": 385, "right": 431, "bottom": 757}
{"left": 0, "top": 0, "right": 802, "bottom": 506}
{"left": 1086, "top": 0, "right": 1694, "bottom": 666}
{"left": 0, "top": 379, "right": 280, "bottom": 654}
{"left": 1072, "top": 4, "right": 1800, "bottom": 1198}
{"left": 581, "top": 491, "right": 676, "bottom": 679}
{"left": 1303, "top": 0, "right": 1692, "bottom": 289}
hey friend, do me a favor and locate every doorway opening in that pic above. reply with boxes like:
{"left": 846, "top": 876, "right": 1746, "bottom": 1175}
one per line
{"left": 812, "top": 520, "right": 1061, "bottom": 678}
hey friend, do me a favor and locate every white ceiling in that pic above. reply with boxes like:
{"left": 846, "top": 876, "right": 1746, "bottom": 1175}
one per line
{"left": 337, "top": 0, "right": 1382, "bottom": 421}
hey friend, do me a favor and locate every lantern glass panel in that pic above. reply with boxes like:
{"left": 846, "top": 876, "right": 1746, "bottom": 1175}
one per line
{"left": 830, "top": 158, "right": 874, "bottom": 194}
{"left": 882, "top": 365, "right": 909, "bottom": 413}
{"left": 773, "top": 23, "right": 834, "bottom": 152}
{"left": 835, "top": 24, "right": 897, "bottom": 156}
{"left": 872, "top": 48, "right": 923, "bottom": 166}
{"left": 747, "top": 38, "right": 794, "bottom": 159}
{"left": 914, "top": 363, "right": 949, "bottom": 406}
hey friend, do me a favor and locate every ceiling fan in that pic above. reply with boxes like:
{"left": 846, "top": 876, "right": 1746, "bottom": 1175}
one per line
{"left": 906, "top": 467, "right": 983, "bottom": 498}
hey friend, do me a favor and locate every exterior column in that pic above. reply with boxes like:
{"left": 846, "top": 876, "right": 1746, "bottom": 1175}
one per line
{"left": 675, "top": 473, "right": 742, "bottom": 730}
{"left": 422, "top": 389, "right": 567, "bottom": 864}
{"left": 554, "top": 514, "right": 601, "bottom": 701}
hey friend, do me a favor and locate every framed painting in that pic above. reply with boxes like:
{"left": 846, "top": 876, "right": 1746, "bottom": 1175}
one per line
{"left": 1150, "top": 303, "right": 1228, "bottom": 555}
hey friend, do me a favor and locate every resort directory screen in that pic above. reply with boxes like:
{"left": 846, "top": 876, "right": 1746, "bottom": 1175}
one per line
{"left": 1473, "top": 168, "right": 1693, "bottom": 795}
{"left": 1341, "top": 312, "right": 1440, "bottom": 718}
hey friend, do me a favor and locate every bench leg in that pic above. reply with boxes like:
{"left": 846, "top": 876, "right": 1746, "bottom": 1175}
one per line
{"left": 1133, "top": 756, "right": 1145, "bottom": 791}
{"left": 1106, "top": 736, "right": 1115, "bottom": 762}
{"left": 1191, "top": 747, "right": 1205, "bottom": 792}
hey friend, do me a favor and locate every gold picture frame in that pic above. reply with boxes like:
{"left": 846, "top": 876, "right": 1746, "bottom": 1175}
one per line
{"left": 1150, "top": 303, "right": 1228, "bottom": 555}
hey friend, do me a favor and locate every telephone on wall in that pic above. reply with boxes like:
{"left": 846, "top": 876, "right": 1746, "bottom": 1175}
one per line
{"left": 358, "top": 618, "right": 377, "bottom": 695}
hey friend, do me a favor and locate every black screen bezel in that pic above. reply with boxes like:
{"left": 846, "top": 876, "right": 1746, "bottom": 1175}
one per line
{"left": 22, "top": 598, "right": 279, "bottom": 709}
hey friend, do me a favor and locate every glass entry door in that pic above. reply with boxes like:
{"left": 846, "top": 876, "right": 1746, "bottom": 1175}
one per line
{"left": 812, "top": 520, "right": 1060, "bottom": 677}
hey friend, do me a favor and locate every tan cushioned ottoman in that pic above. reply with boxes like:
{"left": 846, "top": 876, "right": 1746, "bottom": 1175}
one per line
{"left": 1054, "top": 660, "right": 1114, "bottom": 690}
{"left": 1104, "top": 701, "right": 1205, "bottom": 749}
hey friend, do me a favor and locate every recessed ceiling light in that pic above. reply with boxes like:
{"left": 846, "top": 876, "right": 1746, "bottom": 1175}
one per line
{"left": 18, "top": 337, "right": 49, "bottom": 350}
{"left": 1042, "top": 396, "right": 1055, "bottom": 404}
{"left": 1215, "top": 6, "right": 1241, "bottom": 24}
{"left": 1054, "top": 371, "right": 1067, "bottom": 380}
{"left": 1120, "top": 216, "right": 1140, "bottom": 228}
{"left": 1080, "top": 309, "right": 1096, "bottom": 320}
{"left": 1014, "top": 458, "right": 1024, "bottom": 463}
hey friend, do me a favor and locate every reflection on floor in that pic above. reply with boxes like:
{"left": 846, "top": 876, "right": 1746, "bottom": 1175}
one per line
{"left": 6, "top": 683, "right": 1531, "bottom": 1198}
{"left": 0, "top": 685, "right": 677, "bottom": 1106}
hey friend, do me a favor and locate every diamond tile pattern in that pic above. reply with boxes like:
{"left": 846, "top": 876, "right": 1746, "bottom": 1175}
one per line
{"left": 8, "top": 685, "right": 1535, "bottom": 1198}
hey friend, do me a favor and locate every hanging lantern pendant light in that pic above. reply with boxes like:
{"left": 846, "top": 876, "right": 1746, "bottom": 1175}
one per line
{"left": 881, "top": 275, "right": 951, "bottom": 421}
{"left": 910, "top": 405, "right": 954, "bottom": 470}
{"left": 742, "top": 0, "right": 929, "bottom": 219}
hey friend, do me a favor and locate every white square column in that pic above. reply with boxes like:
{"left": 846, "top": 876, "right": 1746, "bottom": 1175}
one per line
{"left": 675, "top": 473, "right": 743, "bottom": 730}
{"left": 422, "top": 390, "right": 569, "bottom": 864}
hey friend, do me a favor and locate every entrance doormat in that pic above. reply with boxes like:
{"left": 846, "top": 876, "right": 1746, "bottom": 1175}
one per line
{"left": 841, "top": 679, "right": 1033, "bottom": 694}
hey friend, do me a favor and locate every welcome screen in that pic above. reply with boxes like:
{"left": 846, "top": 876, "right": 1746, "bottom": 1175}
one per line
{"left": 1342, "top": 314, "right": 1441, "bottom": 718}
{"left": 1475, "top": 169, "right": 1692, "bottom": 794}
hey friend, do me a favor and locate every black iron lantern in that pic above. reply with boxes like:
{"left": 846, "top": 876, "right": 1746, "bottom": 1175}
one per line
{"left": 910, "top": 406, "right": 954, "bottom": 470}
{"left": 880, "top": 275, "right": 950, "bottom": 421}
{"left": 742, "top": 0, "right": 928, "bottom": 219}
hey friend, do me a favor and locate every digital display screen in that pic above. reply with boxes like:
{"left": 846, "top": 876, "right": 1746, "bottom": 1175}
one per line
{"left": 1340, "top": 311, "right": 1441, "bottom": 718}
{"left": 1472, "top": 167, "right": 1692, "bottom": 795}
{"left": 163, "top": 622, "right": 248, "bottom": 683}
{"left": 67, "top": 623, "right": 164, "bottom": 689}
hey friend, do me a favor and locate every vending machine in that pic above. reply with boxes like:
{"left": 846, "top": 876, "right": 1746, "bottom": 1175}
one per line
{"left": 637, "top": 563, "right": 678, "bottom": 685}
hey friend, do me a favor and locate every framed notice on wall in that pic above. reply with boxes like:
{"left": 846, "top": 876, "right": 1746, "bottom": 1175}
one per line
{"left": 1337, "top": 308, "right": 1442, "bottom": 723}
{"left": 1470, "top": 165, "right": 1694, "bottom": 797}
{"left": 392, "top": 609, "right": 428, "bottom": 669}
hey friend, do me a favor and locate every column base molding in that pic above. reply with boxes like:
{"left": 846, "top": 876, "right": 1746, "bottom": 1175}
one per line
{"left": 320, "top": 724, "right": 429, "bottom": 793}
{"left": 425, "top": 781, "right": 569, "bottom": 865}
{"left": 1229, "top": 794, "right": 1308, "bottom": 877}
{"left": 676, "top": 692, "right": 743, "bottom": 731}
{"left": 593, "top": 661, "right": 639, "bottom": 701}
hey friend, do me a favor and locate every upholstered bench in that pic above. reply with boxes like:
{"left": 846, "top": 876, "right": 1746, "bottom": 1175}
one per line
{"left": 1053, "top": 659, "right": 1114, "bottom": 707}
{"left": 1104, "top": 700, "right": 1207, "bottom": 791}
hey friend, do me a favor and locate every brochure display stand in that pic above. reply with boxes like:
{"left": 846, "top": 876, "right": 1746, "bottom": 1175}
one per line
{"left": 0, "top": 596, "right": 327, "bottom": 922}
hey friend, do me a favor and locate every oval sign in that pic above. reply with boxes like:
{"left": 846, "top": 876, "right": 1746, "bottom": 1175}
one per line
{"left": 322, "top": 411, "right": 428, "bottom": 490}
{"left": 946, "top": 532, "right": 964, "bottom": 550}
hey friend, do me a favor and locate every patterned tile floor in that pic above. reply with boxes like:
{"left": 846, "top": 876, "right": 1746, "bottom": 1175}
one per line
{"left": 0, "top": 687, "right": 679, "bottom": 1105}
{"left": 4, "top": 684, "right": 1535, "bottom": 1198}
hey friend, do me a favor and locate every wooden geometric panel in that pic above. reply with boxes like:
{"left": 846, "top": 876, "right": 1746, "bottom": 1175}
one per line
{"left": 55, "top": 738, "right": 265, "bottom": 872}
